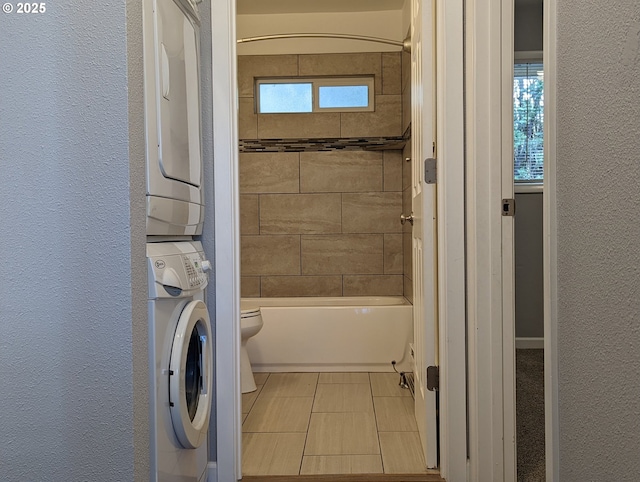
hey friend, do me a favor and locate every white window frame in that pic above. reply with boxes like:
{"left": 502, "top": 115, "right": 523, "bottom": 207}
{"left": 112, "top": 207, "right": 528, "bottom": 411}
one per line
{"left": 255, "top": 76, "right": 375, "bottom": 114}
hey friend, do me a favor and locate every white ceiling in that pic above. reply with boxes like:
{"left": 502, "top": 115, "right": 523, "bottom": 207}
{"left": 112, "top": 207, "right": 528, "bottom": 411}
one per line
{"left": 236, "top": 0, "right": 405, "bottom": 15}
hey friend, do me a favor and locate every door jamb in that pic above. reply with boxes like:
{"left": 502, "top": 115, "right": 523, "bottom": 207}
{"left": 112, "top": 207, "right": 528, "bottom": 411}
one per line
{"left": 543, "top": 0, "right": 560, "bottom": 479}
{"left": 434, "top": 0, "right": 468, "bottom": 480}
{"left": 209, "top": 0, "right": 470, "bottom": 480}
{"left": 500, "top": 0, "right": 517, "bottom": 477}
{"left": 211, "top": 0, "right": 241, "bottom": 480}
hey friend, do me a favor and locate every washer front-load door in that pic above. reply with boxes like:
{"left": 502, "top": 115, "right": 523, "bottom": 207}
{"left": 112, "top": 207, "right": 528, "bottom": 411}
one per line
{"left": 169, "top": 299, "right": 212, "bottom": 449}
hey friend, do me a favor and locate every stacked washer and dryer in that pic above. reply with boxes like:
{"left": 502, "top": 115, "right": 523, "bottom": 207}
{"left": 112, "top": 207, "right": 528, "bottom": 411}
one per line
{"left": 143, "top": 1, "right": 212, "bottom": 481}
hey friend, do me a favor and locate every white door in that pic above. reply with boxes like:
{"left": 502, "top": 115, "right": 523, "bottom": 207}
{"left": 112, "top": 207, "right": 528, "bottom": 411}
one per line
{"left": 411, "top": 0, "right": 438, "bottom": 469}
{"left": 169, "top": 299, "right": 213, "bottom": 449}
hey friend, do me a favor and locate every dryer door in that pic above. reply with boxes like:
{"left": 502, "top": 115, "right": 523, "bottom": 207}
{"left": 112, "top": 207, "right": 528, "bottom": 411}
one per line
{"left": 169, "top": 299, "right": 212, "bottom": 449}
{"left": 155, "top": 0, "right": 201, "bottom": 188}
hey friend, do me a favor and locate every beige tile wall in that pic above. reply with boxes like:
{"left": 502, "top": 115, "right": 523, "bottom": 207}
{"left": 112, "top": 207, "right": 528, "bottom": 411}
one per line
{"left": 238, "top": 53, "right": 403, "bottom": 140}
{"left": 239, "top": 149, "right": 406, "bottom": 297}
{"left": 239, "top": 52, "right": 410, "bottom": 298}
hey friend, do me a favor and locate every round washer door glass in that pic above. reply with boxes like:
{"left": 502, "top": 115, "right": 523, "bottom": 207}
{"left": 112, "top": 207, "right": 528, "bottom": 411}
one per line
{"left": 169, "top": 299, "right": 212, "bottom": 449}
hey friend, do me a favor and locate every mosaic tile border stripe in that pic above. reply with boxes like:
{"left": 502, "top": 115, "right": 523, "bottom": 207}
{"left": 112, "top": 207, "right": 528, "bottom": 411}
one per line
{"left": 239, "top": 136, "right": 407, "bottom": 153}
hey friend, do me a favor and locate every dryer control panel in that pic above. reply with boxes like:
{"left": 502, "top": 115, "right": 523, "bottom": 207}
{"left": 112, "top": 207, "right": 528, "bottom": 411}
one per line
{"left": 147, "top": 241, "right": 210, "bottom": 299}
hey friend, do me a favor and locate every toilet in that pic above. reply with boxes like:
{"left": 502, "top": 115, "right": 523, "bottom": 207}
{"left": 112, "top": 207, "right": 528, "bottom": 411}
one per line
{"left": 240, "top": 304, "right": 263, "bottom": 393}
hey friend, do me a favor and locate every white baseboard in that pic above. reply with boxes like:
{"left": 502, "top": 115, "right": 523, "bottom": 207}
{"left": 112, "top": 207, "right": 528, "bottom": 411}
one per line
{"left": 515, "top": 337, "right": 544, "bottom": 349}
{"left": 206, "top": 462, "right": 217, "bottom": 482}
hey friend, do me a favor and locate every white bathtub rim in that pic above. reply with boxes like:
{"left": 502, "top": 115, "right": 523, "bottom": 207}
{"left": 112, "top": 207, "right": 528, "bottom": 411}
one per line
{"left": 241, "top": 295, "right": 411, "bottom": 311}
{"left": 251, "top": 363, "right": 409, "bottom": 373}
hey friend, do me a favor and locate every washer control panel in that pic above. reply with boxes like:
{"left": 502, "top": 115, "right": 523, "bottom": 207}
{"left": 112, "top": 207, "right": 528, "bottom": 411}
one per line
{"left": 147, "top": 241, "right": 210, "bottom": 298}
{"left": 182, "top": 253, "right": 207, "bottom": 289}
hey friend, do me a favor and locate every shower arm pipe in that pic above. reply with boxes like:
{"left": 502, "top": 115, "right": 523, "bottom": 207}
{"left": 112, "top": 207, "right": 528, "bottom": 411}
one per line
{"left": 237, "top": 33, "right": 412, "bottom": 53}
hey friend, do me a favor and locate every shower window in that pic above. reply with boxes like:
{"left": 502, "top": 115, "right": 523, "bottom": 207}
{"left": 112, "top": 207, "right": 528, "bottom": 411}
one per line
{"left": 256, "top": 76, "right": 375, "bottom": 114}
{"left": 257, "top": 81, "right": 313, "bottom": 113}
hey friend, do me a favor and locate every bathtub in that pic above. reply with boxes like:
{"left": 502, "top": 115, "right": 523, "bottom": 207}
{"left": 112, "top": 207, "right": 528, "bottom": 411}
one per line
{"left": 242, "top": 296, "right": 413, "bottom": 373}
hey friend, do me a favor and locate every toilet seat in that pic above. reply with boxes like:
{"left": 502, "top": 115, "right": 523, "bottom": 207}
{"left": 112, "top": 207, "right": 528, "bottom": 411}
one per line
{"left": 241, "top": 308, "right": 261, "bottom": 318}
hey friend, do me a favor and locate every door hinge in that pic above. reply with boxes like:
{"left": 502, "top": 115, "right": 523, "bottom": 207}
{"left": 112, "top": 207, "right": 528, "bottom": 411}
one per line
{"left": 426, "top": 365, "right": 439, "bottom": 391}
{"left": 424, "top": 158, "right": 437, "bottom": 184}
{"left": 502, "top": 198, "right": 516, "bottom": 216}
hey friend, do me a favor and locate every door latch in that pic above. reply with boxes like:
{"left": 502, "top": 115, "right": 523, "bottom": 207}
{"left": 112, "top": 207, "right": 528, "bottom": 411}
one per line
{"left": 502, "top": 198, "right": 516, "bottom": 216}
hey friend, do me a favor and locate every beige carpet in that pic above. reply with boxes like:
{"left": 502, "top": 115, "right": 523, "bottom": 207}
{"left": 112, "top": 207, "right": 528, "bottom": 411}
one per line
{"left": 516, "top": 349, "right": 545, "bottom": 481}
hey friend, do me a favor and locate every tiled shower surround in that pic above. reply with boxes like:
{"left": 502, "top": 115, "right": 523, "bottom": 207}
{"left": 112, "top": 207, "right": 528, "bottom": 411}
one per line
{"left": 238, "top": 52, "right": 413, "bottom": 298}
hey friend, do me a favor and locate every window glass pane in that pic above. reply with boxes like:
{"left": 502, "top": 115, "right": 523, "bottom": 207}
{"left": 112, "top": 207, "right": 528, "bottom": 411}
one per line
{"left": 514, "top": 62, "right": 544, "bottom": 182}
{"left": 259, "top": 83, "right": 312, "bottom": 113}
{"left": 318, "top": 85, "right": 369, "bottom": 109}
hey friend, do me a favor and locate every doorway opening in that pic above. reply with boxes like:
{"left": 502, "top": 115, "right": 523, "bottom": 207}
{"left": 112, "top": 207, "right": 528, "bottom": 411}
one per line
{"left": 234, "top": 0, "right": 437, "bottom": 477}
{"left": 513, "top": 0, "right": 545, "bottom": 479}
{"left": 211, "top": 0, "right": 468, "bottom": 480}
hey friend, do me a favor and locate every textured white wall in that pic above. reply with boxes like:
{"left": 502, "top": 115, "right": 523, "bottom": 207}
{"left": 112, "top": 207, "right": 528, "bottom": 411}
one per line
{"left": 556, "top": 0, "right": 640, "bottom": 478}
{"left": 0, "top": 2, "right": 149, "bottom": 481}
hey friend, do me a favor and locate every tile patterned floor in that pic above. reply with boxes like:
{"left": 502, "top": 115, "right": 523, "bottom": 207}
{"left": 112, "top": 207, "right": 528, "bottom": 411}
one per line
{"left": 241, "top": 372, "right": 431, "bottom": 476}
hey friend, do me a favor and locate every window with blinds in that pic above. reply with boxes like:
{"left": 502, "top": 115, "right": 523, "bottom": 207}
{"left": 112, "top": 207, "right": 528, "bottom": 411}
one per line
{"left": 514, "top": 62, "right": 544, "bottom": 182}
